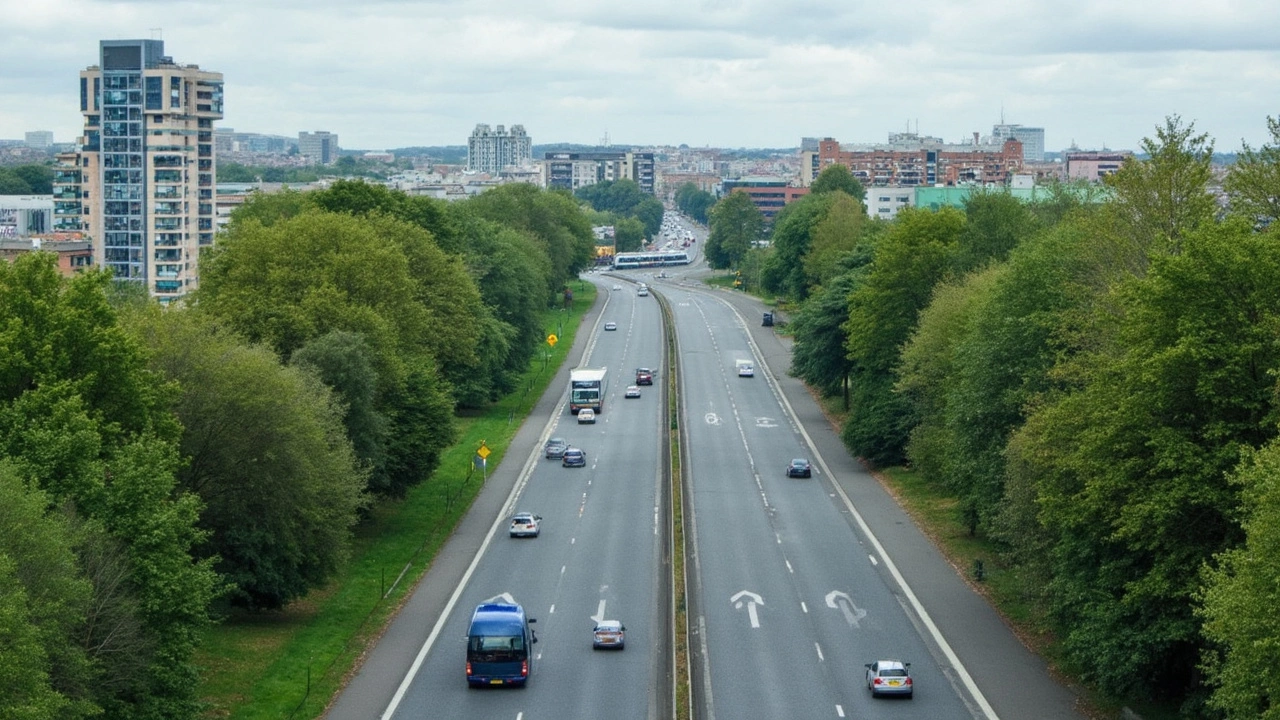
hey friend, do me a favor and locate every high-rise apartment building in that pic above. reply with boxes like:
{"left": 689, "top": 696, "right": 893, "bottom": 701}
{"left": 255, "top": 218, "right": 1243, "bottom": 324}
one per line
{"left": 542, "top": 151, "right": 655, "bottom": 194}
{"left": 24, "top": 131, "right": 54, "bottom": 149}
{"left": 467, "top": 124, "right": 532, "bottom": 174}
{"left": 58, "top": 39, "right": 223, "bottom": 303}
{"left": 299, "top": 131, "right": 339, "bottom": 165}
{"left": 992, "top": 124, "right": 1045, "bottom": 162}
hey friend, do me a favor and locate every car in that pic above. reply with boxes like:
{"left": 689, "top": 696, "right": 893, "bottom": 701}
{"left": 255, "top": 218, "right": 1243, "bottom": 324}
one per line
{"left": 737, "top": 360, "right": 754, "bottom": 377}
{"left": 865, "top": 660, "right": 913, "bottom": 698}
{"left": 612, "top": 284, "right": 622, "bottom": 290}
{"left": 635, "top": 368, "right": 654, "bottom": 385}
{"left": 786, "top": 458, "right": 812, "bottom": 478}
{"left": 577, "top": 408, "right": 596, "bottom": 424}
{"left": 637, "top": 287, "right": 649, "bottom": 297}
{"left": 509, "top": 512, "right": 541, "bottom": 538}
{"left": 562, "top": 447, "right": 586, "bottom": 467}
{"left": 624, "top": 385, "right": 641, "bottom": 399}
{"left": 604, "top": 321, "right": 618, "bottom": 331}
{"left": 544, "top": 437, "right": 569, "bottom": 459}
{"left": 592, "top": 620, "right": 626, "bottom": 649}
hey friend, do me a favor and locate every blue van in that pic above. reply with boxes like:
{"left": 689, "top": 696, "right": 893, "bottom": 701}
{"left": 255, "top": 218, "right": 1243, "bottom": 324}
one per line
{"left": 465, "top": 602, "right": 537, "bottom": 686}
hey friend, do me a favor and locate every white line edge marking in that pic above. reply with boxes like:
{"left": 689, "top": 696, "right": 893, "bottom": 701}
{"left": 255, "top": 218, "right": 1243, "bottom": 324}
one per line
{"left": 715, "top": 293, "right": 1001, "bottom": 720}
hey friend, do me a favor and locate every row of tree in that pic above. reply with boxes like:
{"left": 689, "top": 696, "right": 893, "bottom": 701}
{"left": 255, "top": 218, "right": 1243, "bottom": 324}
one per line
{"left": 0, "top": 163, "right": 53, "bottom": 194}
{"left": 0, "top": 181, "right": 597, "bottom": 718}
{"left": 673, "top": 182, "right": 715, "bottom": 225}
{"left": 767, "top": 117, "right": 1280, "bottom": 717}
{"left": 575, "top": 179, "right": 665, "bottom": 253}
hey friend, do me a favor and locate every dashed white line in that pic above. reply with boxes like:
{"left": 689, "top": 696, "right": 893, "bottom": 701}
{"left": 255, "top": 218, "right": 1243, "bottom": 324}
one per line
{"left": 815, "top": 642, "right": 824, "bottom": 661}
{"left": 549, "top": 604, "right": 555, "bottom": 614}
{"left": 836, "top": 705, "right": 845, "bottom": 717}
{"left": 869, "top": 555, "right": 878, "bottom": 566}
{"left": 800, "top": 601, "right": 808, "bottom": 613}
{"left": 561, "top": 565, "right": 566, "bottom": 575}
{"left": 785, "top": 560, "right": 794, "bottom": 574}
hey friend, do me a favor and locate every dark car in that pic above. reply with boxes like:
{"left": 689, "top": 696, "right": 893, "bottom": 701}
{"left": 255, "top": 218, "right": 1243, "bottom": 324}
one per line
{"left": 562, "top": 448, "right": 586, "bottom": 468}
{"left": 635, "top": 368, "right": 654, "bottom": 386}
{"left": 787, "top": 458, "right": 812, "bottom": 478}
{"left": 544, "top": 437, "right": 569, "bottom": 459}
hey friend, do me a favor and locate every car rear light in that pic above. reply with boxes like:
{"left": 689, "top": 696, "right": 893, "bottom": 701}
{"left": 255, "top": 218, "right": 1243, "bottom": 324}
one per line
{"left": 905, "top": 678, "right": 912, "bottom": 685}
{"left": 521, "top": 660, "right": 529, "bottom": 677}
{"left": 466, "top": 662, "right": 472, "bottom": 676}
{"left": 873, "top": 677, "right": 884, "bottom": 685}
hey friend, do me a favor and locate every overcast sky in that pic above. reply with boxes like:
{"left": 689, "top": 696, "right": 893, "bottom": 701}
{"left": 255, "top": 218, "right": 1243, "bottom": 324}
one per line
{"left": 3, "top": 0, "right": 1279, "bottom": 153}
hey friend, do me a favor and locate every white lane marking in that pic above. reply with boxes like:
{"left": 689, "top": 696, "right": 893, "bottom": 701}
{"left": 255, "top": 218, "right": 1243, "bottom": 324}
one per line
{"left": 549, "top": 604, "right": 555, "bottom": 614}
{"left": 517, "top": 713, "right": 523, "bottom": 720}
{"left": 561, "top": 565, "right": 566, "bottom": 575}
{"left": 776, "top": 532, "right": 782, "bottom": 544}
{"left": 785, "top": 559, "right": 793, "bottom": 574}
{"left": 591, "top": 599, "right": 607, "bottom": 623}
{"left": 801, "top": 601, "right": 808, "bottom": 613}
{"left": 571, "top": 537, "right": 576, "bottom": 544}
{"left": 836, "top": 705, "right": 845, "bottom": 717}
{"left": 815, "top": 642, "right": 824, "bottom": 662}
{"left": 869, "top": 555, "right": 878, "bottom": 566}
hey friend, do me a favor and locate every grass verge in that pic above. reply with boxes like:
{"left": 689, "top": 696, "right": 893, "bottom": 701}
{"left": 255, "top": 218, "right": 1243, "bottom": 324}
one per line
{"left": 196, "top": 282, "right": 597, "bottom": 720}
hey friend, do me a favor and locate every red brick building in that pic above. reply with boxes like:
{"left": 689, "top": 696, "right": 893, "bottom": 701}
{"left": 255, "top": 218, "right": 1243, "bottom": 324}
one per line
{"left": 807, "top": 135, "right": 1024, "bottom": 187}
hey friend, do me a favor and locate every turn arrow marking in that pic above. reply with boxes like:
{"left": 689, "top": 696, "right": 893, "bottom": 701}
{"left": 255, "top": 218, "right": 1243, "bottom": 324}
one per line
{"left": 731, "top": 590, "right": 764, "bottom": 628}
{"left": 825, "top": 590, "right": 867, "bottom": 628}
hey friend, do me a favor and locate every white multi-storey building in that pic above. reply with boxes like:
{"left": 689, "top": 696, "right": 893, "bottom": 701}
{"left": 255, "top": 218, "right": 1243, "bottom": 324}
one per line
{"left": 467, "top": 124, "right": 532, "bottom": 175}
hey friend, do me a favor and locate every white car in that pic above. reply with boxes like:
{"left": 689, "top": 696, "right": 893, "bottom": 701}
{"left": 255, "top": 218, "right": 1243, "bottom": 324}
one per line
{"left": 509, "top": 512, "right": 541, "bottom": 538}
{"left": 865, "top": 660, "right": 913, "bottom": 698}
{"left": 612, "top": 284, "right": 622, "bottom": 290}
{"left": 737, "top": 360, "right": 754, "bottom": 377}
{"left": 577, "top": 408, "right": 596, "bottom": 424}
{"left": 604, "top": 321, "right": 618, "bottom": 331}
{"left": 624, "top": 385, "right": 641, "bottom": 399}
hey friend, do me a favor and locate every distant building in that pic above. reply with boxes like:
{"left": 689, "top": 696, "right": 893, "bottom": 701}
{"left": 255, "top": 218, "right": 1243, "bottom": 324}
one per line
{"left": 0, "top": 195, "right": 54, "bottom": 237}
{"left": 804, "top": 134, "right": 1024, "bottom": 188}
{"left": 58, "top": 38, "right": 223, "bottom": 303}
{"left": 467, "top": 124, "right": 532, "bottom": 174}
{"left": 1065, "top": 150, "right": 1132, "bottom": 182}
{"left": 542, "top": 151, "right": 655, "bottom": 194}
{"left": 992, "top": 124, "right": 1045, "bottom": 162}
{"left": 864, "top": 187, "right": 915, "bottom": 220}
{"left": 24, "top": 131, "right": 54, "bottom": 149}
{"left": 299, "top": 131, "right": 339, "bottom": 165}
{"left": 721, "top": 178, "right": 809, "bottom": 224}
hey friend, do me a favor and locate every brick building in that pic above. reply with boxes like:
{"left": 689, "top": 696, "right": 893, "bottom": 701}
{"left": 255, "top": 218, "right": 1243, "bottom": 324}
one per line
{"left": 804, "top": 134, "right": 1025, "bottom": 187}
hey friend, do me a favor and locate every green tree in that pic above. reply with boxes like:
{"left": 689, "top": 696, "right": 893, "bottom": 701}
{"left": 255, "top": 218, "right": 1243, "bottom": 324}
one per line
{"left": 953, "top": 189, "right": 1041, "bottom": 274}
{"left": 292, "top": 331, "right": 387, "bottom": 477}
{"left": 761, "top": 193, "right": 834, "bottom": 299}
{"left": 809, "top": 163, "right": 865, "bottom": 200}
{"left": 790, "top": 270, "right": 865, "bottom": 408}
{"left": 675, "top": 182, "right": 715, "bottom": 224}
{"left": 1104, "top": 115, "right": 1216, "bottom": 254}
{"left": 1224, "top": 115, "right": 1280, "bottom": 226}
{"left": 1199, "top": 442, "right": 1280, "bottom": 719}
{"left": 0, "top": 464, "right": 97, "bottom": 720}
{"left": 842, "top": 207, "right": 965, "bottom": 466}
{"left": 614, "top": 216, "right": 646, "bottom": 253}
{"left": 804, "top": 192, "right": 869, "bottom": 289}
{"left": 1007, "top": 219, "right": 1280, "bottom": 702}
{"left": 706, "top": 191, "right": 763, "bottom": 269}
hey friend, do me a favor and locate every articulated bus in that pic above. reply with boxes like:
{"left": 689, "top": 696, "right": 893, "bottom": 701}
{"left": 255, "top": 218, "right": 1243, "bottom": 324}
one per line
{"left": 569, "top": 367, "right": 608, "bottom": 414}
{"left": 612, "top": 250, "right": 691, "bottom": 270}
{"left": 465, "top": 602, "right": 537, "bottom": 687}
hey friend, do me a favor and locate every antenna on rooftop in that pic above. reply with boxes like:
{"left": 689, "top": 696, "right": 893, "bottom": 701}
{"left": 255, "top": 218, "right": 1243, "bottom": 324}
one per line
{"left": 600, "top": 131, "right": 610, "bottom": 147}
{"left": 150, "top": 27, "right": 163, "bottom": 40}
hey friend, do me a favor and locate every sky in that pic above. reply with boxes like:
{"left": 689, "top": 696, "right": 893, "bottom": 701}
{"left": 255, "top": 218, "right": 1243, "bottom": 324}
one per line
{"left": 3, "top": 0, "right": 1280, "bottom": 153}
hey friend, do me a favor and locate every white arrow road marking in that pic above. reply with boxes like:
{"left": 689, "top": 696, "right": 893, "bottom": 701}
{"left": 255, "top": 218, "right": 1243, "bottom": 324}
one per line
{"left": 591, "top": 599, "right": 607, "bottom": 623}
{"left": 825, "top": 590, "right": 868, "bottom": 628}
{"left": 705, "top": 412, "right": 721, "bottom": 425}
{"left": 484, "top": 592, "right": 516, "bottom": 605}
{"left": 731, "top": 590, "right": 764, "bottom": 628}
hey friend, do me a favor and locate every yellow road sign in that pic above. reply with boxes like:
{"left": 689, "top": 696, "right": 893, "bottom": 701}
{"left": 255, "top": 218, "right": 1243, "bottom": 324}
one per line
{"left": 477, "top": 445, "right": 491, "bottom": 460}
{"left": 547, "top": 334, "right": 558, "bottom": 347}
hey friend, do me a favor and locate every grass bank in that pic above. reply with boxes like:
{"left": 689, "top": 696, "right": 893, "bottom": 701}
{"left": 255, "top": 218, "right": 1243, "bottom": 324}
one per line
{"left": 197, "top": 283, "right": 597, "bottom": 719}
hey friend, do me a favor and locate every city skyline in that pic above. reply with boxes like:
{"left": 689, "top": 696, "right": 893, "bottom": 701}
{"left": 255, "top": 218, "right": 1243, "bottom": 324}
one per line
{"left": 3, "top": 0, "right": 1280, "bottom": 153}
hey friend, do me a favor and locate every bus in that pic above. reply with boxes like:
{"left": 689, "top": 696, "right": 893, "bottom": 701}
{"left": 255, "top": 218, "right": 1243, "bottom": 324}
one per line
{"left": 465, "top": 601, "right": 537, "bottom": 687}
{"left": 569, "top": 368, "right": 608, "bottom": 414}
{"left": 612, "top": 250, "right": 692, "bottom": 270}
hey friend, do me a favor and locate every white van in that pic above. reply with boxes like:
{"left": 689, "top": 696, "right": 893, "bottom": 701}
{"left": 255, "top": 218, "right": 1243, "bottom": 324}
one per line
{"left": 736, "top": 360, "right": 754, "bottom": 377}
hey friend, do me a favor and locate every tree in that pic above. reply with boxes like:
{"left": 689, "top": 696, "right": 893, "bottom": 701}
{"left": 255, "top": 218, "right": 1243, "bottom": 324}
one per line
{"left": 804, "top": 192, "right": 869, "bottom": 289}
{"left": 291, "top": 331, "right": 387, "bottom": 480}
{"left": 953, "top": 189, "right": 1041, "bottom": 274}
{"left": 706, "top": 191, "right": 763, "bottom": 269}
{"left": 675, "top": 182, "right": 715, "bottom": 224}
{"left": 809, "top": 163, "right": 865, "bottom": 201}
{"left": 761, "top": 193, "right": 834, "bottom": 299}
{"left": 843, "top": 207, "right": 965, "bottom": 466}
{"left": 1006, "top": 219, "right": 1280, "bottom": 702}
{"left": 131, "top": 310, "right": 368, "bottom": 610}
{"left": 1224, "top": 115, "right": 1280, "bottom": 226}
{"left": 1199, "top": 442, "right": 1280, "bottom": 719}
{"left": 1104, "top": 115, "right": 1216, "bottom": 254}
{"left": 790, "top": 270, "right": 864, "bottom": 406}
{"left": 614, "top": 216, "right": 646, "bottom": 253}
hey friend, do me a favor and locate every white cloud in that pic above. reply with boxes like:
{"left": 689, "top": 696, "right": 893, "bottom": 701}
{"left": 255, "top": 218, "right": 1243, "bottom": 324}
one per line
{"left": 2, "top": 0, "right": 1279, "bottom": 151}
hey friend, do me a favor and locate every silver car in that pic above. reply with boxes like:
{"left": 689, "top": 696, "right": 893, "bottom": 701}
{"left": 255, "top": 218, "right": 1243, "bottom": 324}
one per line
{"left": 592, "top": 620, "right": 626, "bottom": 649}
{"left": 865, "top": 660, "right": 913, "bottom": 698}
{"left": 509, "top": 512, "right": 541, "bottom": 538}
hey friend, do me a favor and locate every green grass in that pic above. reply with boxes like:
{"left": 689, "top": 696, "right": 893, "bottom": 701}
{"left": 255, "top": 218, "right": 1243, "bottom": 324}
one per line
{"left": 196, "top": 282, "right": 597, "bottom": 719}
